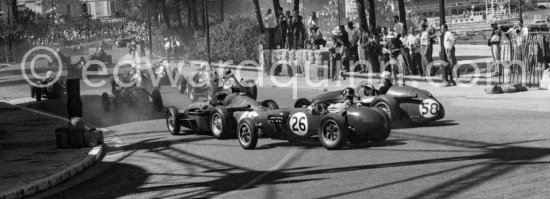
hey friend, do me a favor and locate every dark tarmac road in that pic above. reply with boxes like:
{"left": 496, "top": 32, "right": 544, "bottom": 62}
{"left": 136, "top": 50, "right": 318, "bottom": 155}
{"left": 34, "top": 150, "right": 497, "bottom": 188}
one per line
{"left": 38, "top": 85, "right": 550, "bottom": 199}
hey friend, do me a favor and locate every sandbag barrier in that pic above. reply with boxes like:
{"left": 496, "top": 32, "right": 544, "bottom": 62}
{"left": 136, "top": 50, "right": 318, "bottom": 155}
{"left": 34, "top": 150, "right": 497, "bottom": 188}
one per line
{"left": 261, "top": 49, "right": 331, "bottom": 79}
{"left": 499, "top": 32, "right": 549, "bottom": 87}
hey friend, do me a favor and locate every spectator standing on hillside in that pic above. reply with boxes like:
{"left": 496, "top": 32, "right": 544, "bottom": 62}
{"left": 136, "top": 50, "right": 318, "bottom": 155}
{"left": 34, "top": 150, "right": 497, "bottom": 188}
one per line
{"left": 393, "top": 16, "right": 405, "bottom": 37}
{"left": 347, "top": 22, "right": 360, "bottom": 65}
{"left": 441, "top": 24, "right": 457, "bottom": 87}
{"left": 309, "top": 25, "right": 326, "bottom": 49}
{"left": 164, "top": 37, "right": 172, "bottom": 63}
{"left": 292, "top": 11, "right": 305, "bottom": 50}
{"left": 308, "top": 12, "right": 318, "bottom": 28}
{"left": 265, "top": 9, "right": 277, "bottom": 50}
{"left": 329, "top": 27, "right": 344, "bottom": 81}
{"left": 358, "top": 26, "right": 369, "bottom": 73}
{"left": 285, "top": 11, "right": 294, "bottom": 49}
{"left": 278, "top": 7, "right": 288, "bottom": 48}
{"left": 339, "top": 25, "right": 350, "bottom": 80}
{"left": 384, "top": 31, "right": 402, "bottom": 83}
{"left": 490, "top": 23, "right": 502, "bottom": 62}
{"left": 408, "top": 27, "right": 422, "bottom": 75}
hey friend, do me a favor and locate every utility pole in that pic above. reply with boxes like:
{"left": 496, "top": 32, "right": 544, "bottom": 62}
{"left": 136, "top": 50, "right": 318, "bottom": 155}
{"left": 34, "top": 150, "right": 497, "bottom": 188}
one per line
{"left": 337, "top": 0, "right": 341, "bottom": 26}
{"left": 439, "top": 0, "right": 447, "bottom": 62}
{"left": 518, "top": 0, "right": 522, "bottom": 22}
{"left": 148, "top": 0, "right": 153, "bottom": 58}
{"left": 204, "top": 0, "right": 211, "bottom": 68}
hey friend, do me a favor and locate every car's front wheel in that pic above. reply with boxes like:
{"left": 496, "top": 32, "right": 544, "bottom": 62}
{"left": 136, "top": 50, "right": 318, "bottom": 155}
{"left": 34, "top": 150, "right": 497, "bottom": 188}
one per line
{"left": 166, "top": 106, "right": 181, "bottom": 135}
{"left": 318, "top": 113, "right": 349, "bottom": 150}
{"left": 210, "top": 106, "right": 234, "bottom": 139}
{"left": 152, "top": 90, "right": 163, "bottom": 112}
{"left": 237, "top": 118, "right": 258, "bottom": 150}
{"left": 101, "top": 92, "right": 110, "bottom": 112}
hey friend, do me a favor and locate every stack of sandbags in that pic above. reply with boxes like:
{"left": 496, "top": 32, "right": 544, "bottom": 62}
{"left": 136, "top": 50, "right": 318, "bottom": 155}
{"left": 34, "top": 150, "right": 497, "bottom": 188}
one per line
{"left": 55, "top": 117, "right": 104, "bottom": 149}
{"left": 485, "top": 83, "right": 529, "bottom": 94}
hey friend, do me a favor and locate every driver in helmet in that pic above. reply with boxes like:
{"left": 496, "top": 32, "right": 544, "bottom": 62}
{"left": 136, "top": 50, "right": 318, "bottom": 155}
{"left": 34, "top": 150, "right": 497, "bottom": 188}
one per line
{"left": 326, "top": 87, "right": 356, "bottom": 113}
{"left": 378, "top": 71, "right": 393, "bottom": 95}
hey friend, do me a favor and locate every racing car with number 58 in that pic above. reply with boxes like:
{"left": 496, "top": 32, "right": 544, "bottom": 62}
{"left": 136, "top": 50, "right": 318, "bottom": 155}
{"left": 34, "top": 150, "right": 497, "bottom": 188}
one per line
{"left": 294, "top": 82, "right": 445, "bottom": 126}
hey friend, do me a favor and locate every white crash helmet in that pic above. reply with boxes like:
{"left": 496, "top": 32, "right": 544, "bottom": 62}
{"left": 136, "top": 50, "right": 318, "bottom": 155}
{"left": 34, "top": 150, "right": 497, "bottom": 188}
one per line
{"left": 381, "top": 71, "right": 392, "bottom": 81}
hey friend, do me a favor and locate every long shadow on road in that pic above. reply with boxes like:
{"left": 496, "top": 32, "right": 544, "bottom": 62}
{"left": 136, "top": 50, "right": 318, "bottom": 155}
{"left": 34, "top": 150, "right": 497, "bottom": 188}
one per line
{"left": 47, "top": 130, "right": 550, "bottom": 198}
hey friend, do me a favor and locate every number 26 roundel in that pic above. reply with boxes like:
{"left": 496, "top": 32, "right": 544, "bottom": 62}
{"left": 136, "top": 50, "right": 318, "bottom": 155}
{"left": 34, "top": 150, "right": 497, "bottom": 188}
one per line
{"left": 289, "top": 112, "right": 308, "bottom": 136}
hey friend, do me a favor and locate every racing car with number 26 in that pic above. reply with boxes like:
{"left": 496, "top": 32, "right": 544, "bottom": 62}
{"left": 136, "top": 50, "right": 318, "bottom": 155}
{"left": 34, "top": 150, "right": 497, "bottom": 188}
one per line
{"left": 237, "top": 88, "right": 392, "bottom": 150}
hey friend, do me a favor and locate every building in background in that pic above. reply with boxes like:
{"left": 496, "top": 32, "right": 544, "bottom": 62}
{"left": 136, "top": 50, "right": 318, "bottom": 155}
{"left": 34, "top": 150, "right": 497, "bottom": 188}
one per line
{"left": 14, "top": 0, "right": 120, "bottom": 20}
{"left": 0, "top": 0, "right": 14, "bottom": 25}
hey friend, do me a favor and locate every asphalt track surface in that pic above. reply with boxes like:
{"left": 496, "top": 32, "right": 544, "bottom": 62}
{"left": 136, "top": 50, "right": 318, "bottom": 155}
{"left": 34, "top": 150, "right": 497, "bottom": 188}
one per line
{"left": 25, "top": 82, "right": 548, "bottom": 199}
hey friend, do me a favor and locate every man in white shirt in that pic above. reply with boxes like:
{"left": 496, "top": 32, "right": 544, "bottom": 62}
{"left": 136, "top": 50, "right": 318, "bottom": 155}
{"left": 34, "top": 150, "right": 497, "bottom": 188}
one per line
{"left": 441, "top": 24, "right": 457, "bottom": 87}
{"left": 164, "top": 37, "right": 172, "bottom": 63}
{"left": 393, "top": 16, "right": 405, "bottom": 37}
{"left": 264, "top": 9, "right": 277, "bottom": 49}
{"left": 407, "top": 28, "right": 422, "bottom": 75}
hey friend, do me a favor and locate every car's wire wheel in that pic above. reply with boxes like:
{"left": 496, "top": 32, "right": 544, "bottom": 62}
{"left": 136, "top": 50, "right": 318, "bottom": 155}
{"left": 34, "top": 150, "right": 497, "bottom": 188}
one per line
{"left": 322, "top": 121, "right": 340, "bottom": 143}
{"left": 211, "top": 113, "right": 223, "bottom": 137}
{"left": 239, "top": 123, "right": 252, "bottom": 143}
{"left": 375, "top": 102, "right": 392, "bottom": 120}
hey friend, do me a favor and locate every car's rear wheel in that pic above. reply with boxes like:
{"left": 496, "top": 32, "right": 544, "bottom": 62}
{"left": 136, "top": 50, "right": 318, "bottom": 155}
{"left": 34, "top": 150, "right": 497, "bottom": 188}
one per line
{"left": 318, "top": 113, "right": 349, "bottom": 150}
{"left": 101, "top": 92, "right": 110, "bottom": 112}
{"left": 261, "top": 100, "right": 279, "bottom": 110}
{"left": 237, "top": 118, "right": 258, "bottom": 150}
{"left": 35, "top": 89, "right": 42, "bottom": 101}
{"left": 152, "top": 90, "right": 163, "bottom": 112}
{"left": 167, "top": 106, "right": 181, "bottom": 135}
{"left": 370, "top": 108, "right": 392, "bottom": 143}
{"left": 178, "top": 77, "right": 186, "bottom": 94}
{"left": 30, "top": 85, "right": 35, "bottom": 98}
{"left": 294, "top": 98, "right": 311, "bottom": 108}
{"left": 210, "top": 106, "right": 234, "bottom": 139}
{"left": 372, "top": 97, "right": 398, "bottom": 124}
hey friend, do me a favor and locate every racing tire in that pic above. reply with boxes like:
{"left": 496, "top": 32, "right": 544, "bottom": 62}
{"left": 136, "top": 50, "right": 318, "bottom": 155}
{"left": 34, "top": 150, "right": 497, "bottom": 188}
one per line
{"left": 35, "top": 89, "right": 42, "bottom": 101}
{"left": 261, "top": 99, "right": 279, "bottom": 110}
{"left": 210, "top": 106, "right": 235, "bottom": 139}
{"left": 101, "top": 92, "right": 110, "bottom": 112}
{"left": 131, "top": 89, "right": 149, "bottom": 108}
{"left": 113, "top": 96, "right": 123, "bottom": 111}
{"left": 152, "top": 90, "right": 163, "bottom": 112}
{"left": 237, "top": 118, "right": 258, "bottom": 150}
{"left": 294, "top": 98, "right": 311, "bottom": 108}
{"left": 166, "top": 106, "right": 181, "bottom": 135}
{"left": 318, "top": 113, "right": 349, "bottom": 150}
{"left": 369, "top": 108, "right": 392, "bottom": 143}
{"left": 30, "top": 85, "right": 35, "bottom": 98}
{"left": 372, "top": 97, "right": 399, "bottom": 124}
{"left": 178, "top": 77, "right": 186, "bottom": 94}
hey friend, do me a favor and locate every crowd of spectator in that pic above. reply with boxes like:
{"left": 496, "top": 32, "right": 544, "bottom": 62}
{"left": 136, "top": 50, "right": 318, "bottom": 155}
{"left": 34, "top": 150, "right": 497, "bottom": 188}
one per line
{"left": 20, "top": 20, "right": 147, "bottom": 47}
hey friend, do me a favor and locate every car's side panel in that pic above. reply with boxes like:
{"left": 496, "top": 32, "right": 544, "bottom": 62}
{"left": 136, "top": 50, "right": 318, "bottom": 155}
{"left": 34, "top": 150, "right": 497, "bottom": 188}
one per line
{"left": 254, "top": 108, "right": 321, "bottom": 140}
{"left": 346, "top": 107, "right": 388, "bottom": 138}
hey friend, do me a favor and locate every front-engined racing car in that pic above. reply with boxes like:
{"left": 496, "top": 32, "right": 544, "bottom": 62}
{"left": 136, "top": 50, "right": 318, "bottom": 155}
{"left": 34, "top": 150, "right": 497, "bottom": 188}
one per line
{"left": 30, "top": 71, "right": 65, "bottom": 101}
{"left": 101, "top": 64, "right": 163, "bottom": 112}
{"left": 177, "top": 67, "right": 258, "bottom": 102}
{"left": 236, "top": 88, "right": 391, "bottom": 150}
{"left": 294, "top": 82, "right": 445, "bottom": 126}
{"left": 166, "top": 90, "right": 278, "bottom": 139}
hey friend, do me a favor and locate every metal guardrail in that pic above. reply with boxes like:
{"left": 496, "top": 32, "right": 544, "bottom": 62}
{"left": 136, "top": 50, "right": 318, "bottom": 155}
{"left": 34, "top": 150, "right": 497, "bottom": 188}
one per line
{"left": 498, "top": 33, "right": 548, "bottom": 86}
